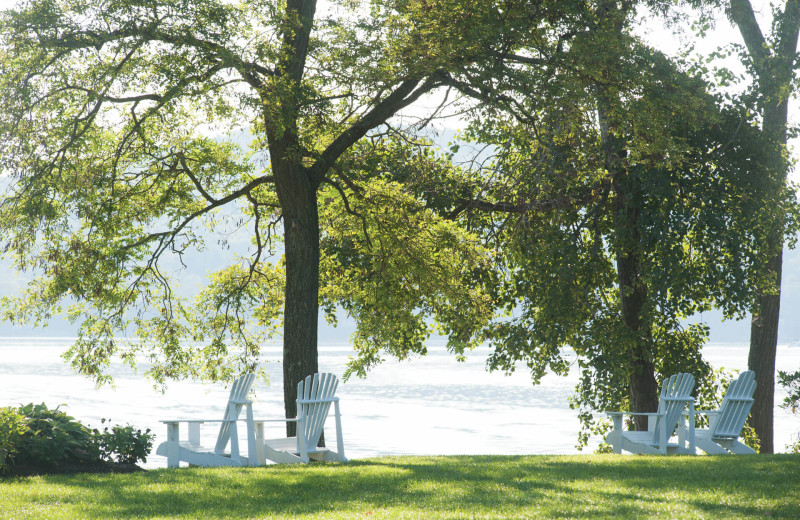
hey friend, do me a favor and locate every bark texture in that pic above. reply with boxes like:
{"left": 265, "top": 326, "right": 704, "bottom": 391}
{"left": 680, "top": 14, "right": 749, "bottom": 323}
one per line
{"left": 272, "top": 0, "right": 321, "bottom": 437}
{"left": 277, "top": 164, "right": 321, "bottom": 436}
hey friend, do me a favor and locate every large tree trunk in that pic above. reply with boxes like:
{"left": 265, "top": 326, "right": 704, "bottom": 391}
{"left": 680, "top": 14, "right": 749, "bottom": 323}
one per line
{"left": 269, "top": 0, "right": 321, "bottom": 437}
{"left": 597, "top": 89, "right": 660, "bottom": 431}
{"left": 276, "top": 163, "right": 321, "bottom": 437}
{"left": 612, "top": 170, "right": 660, "bottom": 431}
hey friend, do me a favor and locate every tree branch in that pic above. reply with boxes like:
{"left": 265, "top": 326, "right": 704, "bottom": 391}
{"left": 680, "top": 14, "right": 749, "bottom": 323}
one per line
{"left": 121, "top": 174, "right": 275, "bottom": 253}
{"left": 777, "top": 0, "right": 800, "bottom": 62}
{"left": 729, "top": 0, "right": 769, "bottom": 75}
{"left": 282, "top": 0, "right": 318, "bottom": 83}
{"left": 309, "top": 75, "right": 444, "bottom": 182}
{"left": 447, "top": 179, "right": 610, "bottom": 220}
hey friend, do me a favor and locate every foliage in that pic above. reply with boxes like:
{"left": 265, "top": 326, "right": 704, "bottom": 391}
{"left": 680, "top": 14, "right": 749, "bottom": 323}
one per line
{"left": 0, "top": 0, "right": 795, "bottom": 448}
{"left": 0, "top": 0, "right": 523, "bottom": 417}
{"left": 777, "top": 369, "right": 800, "bottom": 453}
{"left": 319, "top": 136, "right": 497, "bottom": 377}
{"left": 13, "top": 403, "right": 97, "bottom": 467}
{"left": 3, "top": 403, "right": 153, "bottom": 471}
{"left": 1, "top": 455, "right": 800, "bottom": 518}
{"left": 91, "top": 419, "right": 154, "bottom": 465}
{"left": 0, "top": 407, "right": 28, "bottom": 474}
{"left": 438, "top": 0, "right": 795, "bottom": 447}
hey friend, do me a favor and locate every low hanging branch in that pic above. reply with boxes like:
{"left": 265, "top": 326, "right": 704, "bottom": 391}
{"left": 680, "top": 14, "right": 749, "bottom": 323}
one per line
{"left": 447, "top": 177, "right": 611, "bottom": 220}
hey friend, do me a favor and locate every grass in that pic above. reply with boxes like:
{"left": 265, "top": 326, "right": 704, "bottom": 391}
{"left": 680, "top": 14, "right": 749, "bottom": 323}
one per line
{"left": 1, "top": 454, "right": 798, "bottom": 519}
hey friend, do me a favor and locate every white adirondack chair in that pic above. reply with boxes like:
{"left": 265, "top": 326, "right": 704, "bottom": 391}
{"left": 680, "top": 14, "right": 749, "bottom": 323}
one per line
{"left": 263, "top": 372, "right": 347, "bottom": 464}
{"left": 156, "top": 373, "right": 265, "bottom": 468}
{"left": 606, "top": 372, "right": 696, "bottom": 455}
{"left": 693, "top": 370, "right": 756, "bottom": 455}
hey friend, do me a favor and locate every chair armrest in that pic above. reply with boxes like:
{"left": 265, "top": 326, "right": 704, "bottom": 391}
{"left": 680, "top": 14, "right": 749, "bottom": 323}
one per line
{"left": 607, "top": 411, "right": 663, "bottom": 432}
{"left": 606, "top": 412, "right": 661, "bottom": 418}
{"left": 160, "top": 419, "right": 242, "bottom": 424}
{"left": 297, "top": 397, "right": 339, "bottom": 405}
{"left": 160, "top": 419, "right": 210, "bottom": 424}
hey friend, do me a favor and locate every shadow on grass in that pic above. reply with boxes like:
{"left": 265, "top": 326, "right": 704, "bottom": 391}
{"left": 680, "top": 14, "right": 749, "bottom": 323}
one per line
{"left": 5, "top": 454, "right": 800, "bottom": 519}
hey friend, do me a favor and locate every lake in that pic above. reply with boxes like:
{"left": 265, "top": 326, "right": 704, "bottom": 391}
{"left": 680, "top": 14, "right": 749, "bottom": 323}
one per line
{"left": 1, "top": 338, "right": 798, "bottom": 467}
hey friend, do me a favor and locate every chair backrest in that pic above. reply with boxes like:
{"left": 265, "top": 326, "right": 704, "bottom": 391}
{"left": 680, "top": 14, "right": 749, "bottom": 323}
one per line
{"left": 650, "top": 372, "right": 695, "bottom": 442}
{"left": 710, "top": 370, "right": 756, "bottom": 439}
{"left": 214, "top": 373, "right": 256, "bottom": 454}
{"left": 297, "top": 372, "right": 339, "bottom": 449}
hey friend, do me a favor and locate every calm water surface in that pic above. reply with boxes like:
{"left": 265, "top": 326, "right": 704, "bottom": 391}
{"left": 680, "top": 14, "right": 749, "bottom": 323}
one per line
{"left": 1, "top": 338, "right": 798, "bottom": 467}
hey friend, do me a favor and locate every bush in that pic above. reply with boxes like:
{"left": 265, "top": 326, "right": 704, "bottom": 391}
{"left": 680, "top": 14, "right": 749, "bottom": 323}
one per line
{"left": 14, "top": 403, "right": 99, "bottom": 466}
{"left": 3, "top": 403, "right": 153, "bottom": 472}
{"left": 92, "top": 419, "right": 154, "bottom": 464}
{"left": 0, "top": 407, "right": 29, "bottom": 473}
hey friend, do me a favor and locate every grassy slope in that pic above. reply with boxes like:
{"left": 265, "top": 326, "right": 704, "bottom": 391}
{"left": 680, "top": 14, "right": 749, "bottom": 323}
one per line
{"left": 0, "top": 455, "right": 798, "bottom": 519}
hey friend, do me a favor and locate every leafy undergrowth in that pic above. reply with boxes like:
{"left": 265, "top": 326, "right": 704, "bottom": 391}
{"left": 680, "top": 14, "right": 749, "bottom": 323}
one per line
{"left": 0, "top": 454, "right": 798, "bottom": 519}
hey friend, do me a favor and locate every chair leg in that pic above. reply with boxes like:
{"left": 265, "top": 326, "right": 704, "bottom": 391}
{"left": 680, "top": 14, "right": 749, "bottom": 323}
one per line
{"left": 228, "top": 402, "right": 241, "bottom": 464}
{"left": 166, "top": 422, "right": 180, "bottom": 468}
{"left": 687, "top": 403, "right": 696, "bottom": 455}
{"left": 254, "top": 421, "right": 265, "bottom": 465}
{"left": 245, "top": 404, "right": 258, "bottom": 466}
{"left": 334, "top": 400, "right": 346, "bottom": 462}
{"left": 609, "top": 415, "right": 623, "bottom": 454}
{"left": 298, "top": 411, "right": 309, "bottom": 464}
{"left": 658, "top": 414, "right": 667, "bottom": 455}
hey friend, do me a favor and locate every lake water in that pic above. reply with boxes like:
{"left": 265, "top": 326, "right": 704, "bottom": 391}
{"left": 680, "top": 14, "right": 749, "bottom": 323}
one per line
{"left": 1, "top": 338, "right": 798, "bottom": 468}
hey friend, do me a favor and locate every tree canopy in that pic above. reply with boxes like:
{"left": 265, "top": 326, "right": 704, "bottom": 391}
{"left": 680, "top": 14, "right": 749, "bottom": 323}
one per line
{"left": 392, "top": 0, "right": 798, "bottom": 443}
{"left": 1, "top": 0, "right": 797, "bottom": 449}
{"left": 0, "top": 0, "right": 527, "bottom": 425}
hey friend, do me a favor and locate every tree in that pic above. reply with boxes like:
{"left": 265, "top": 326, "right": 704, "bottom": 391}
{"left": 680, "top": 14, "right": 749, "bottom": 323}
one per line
{"left": 0, "top": 0, "right": 518, "bottom": 431}
{"left": 720, "top": 0, "right": 800, "bottom": 453}
{"left": 424, "top": 0, "right": 795, "bottom": 444}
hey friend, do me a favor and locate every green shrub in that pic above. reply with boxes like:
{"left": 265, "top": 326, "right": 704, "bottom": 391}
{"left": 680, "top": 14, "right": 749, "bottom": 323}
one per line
{"left": 2, "top": 403, "right": 154, "bottom": 472}
{"left": 14, "top": 403, "right": 99, "bottom": 466}
{"left": 0, "top": 407, "right": 29, "bottom": 473}
{"left": 91, "top": 419, "right": 154, "bottom": 464}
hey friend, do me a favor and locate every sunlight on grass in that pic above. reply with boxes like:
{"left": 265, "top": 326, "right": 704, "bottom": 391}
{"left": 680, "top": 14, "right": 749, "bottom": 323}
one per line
{"left": 1, "top": 455, "right": 798, "bottom": 519}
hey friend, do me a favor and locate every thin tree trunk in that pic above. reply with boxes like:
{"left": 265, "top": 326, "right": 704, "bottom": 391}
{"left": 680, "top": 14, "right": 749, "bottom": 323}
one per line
{"left": 746, "top": 99, "right": 788, "bottom": 454}
{"left": 741, "top": 85, "right": 788, "bottom": 454}
{"left": 728, "top": 0, "right": 800, "bottom": 455}
{"left": 748, "top": 242, "right": 783, "bottom": 453}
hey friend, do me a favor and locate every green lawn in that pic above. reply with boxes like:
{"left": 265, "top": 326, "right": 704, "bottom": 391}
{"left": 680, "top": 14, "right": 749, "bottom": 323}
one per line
{"left": 1, "top": 455, "right": 798, "bottom": 519}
